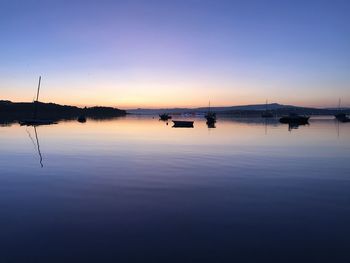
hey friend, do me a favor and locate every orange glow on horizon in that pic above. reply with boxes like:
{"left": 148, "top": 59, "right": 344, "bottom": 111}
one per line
{"left": 2, "top": 81, "right": 349, "bottom": 109}
{"left": 2, "top": 96, "right": 346, "bottom": 110}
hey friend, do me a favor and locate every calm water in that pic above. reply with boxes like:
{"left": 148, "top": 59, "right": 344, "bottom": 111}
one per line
{"left": 0, "top": 116, "right": 349, "bottom": 262}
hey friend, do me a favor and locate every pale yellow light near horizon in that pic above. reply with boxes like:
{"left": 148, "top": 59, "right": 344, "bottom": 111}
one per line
{"left": 1, "top": 76, "right": 348, "bottom": 109}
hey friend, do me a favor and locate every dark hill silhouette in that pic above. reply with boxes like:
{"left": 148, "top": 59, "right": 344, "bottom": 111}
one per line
{"left": 0, "top": 100, "right": 126, "bottom": 124}
{"left": 128, "top": 103, "right": 349, "bottom": 116}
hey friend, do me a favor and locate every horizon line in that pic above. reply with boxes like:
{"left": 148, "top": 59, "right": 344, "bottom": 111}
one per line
{"left": 2, "top": 98, "right": 349, "bottom": 110}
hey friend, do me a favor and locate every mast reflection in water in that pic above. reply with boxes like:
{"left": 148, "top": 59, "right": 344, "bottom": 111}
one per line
{"left": 0, "top": 116, "right": 349, "bottom": 263}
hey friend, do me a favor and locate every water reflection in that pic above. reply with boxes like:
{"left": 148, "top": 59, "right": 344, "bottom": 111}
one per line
{"left": 25, "top": 126, "right": 44, "bottom": 168}
{"left": 8, "top": 116, "right": 347, "bottom": 163}
{"left": 287, "top": 122, "right": 309, "bottom": 131}
{"left": 0, "top": 116, "right": 350, "bottom": 262}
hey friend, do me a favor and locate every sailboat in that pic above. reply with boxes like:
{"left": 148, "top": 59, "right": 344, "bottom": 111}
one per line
{"left": 19, "top": 76, "right": 57, "bottom": 126}
{"left": 261, "top": 100, "right": 273, "bottom": 118}
{"left": 279, "top": 113, "right": 310, "bottom": 124}
{"left": 205, "top": 101, "right": 216, "bottom": 124}
{"left": 334, "top": 98, "right": 350, "bottom": 122}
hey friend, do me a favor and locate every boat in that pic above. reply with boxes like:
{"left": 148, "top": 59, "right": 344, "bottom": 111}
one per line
{"left": 77, "top": 115, "right": 87, "bottom": 123}
{"left": 19, "top": 76, "right": 56, "bottom": 126}
{"left": 206, "top": 122, "right": 216, "bottom": 128}
{"left": 205, "top": 113, "right": 216, "bottom": 124}
{"left": 19, "top": 119, "right": 57, "bottom": 126}
{"left": 159, "top": 113, "right": 172, "bottom": 121}
{"left": 261, "top": 100, "right": 273, "bottom": 118}
{"left": 172, "top": 120, "right": 194, "bottom": 128}
{"left": 334, "top": 99, "right": 350, "bottom": 122}
{"left": 205, "top": 101, "right": 216, "bottom": 124}
{"left": 279, "top": 113, "right": 310, "bottom": 124}
{"left": 335, "top": 113, "right": 350, "bottom": 122}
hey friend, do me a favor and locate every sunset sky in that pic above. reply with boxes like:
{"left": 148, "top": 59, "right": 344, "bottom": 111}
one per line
{"left": 1, "top": 0, "right": 349, "bottom": 109}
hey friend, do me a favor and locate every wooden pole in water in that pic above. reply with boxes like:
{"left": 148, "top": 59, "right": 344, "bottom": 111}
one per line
{"left": 33, "top": 76, "right": 41, "bottom": 119}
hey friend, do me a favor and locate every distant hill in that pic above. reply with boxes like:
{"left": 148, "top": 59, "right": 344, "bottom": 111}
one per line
{"left": 0, "top": 100, "right": 126, "bottom": 123}
{"left": 128, "top": 103, "right": 349, "bottom": 116}
{"left": 128, "top": 103, "right": 291, "bottom": 115}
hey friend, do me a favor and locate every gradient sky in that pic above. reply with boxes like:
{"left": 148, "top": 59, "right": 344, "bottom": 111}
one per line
{"left": 1, "top": 0, "right": 349, "bottom": 108}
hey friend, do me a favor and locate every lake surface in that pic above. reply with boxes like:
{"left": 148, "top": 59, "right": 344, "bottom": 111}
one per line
{"left": 0, "top": 116, "right": 349, "bottom": 262}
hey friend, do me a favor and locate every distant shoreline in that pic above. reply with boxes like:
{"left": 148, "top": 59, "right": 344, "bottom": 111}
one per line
{"left": 1, "top": 100, "right": 349, "bottom": 125}
{"left": 0, "top": 100, "right": 127, "bottom": 124}
{"left": 128, "top": 103, "right": 349, "bottom": 116}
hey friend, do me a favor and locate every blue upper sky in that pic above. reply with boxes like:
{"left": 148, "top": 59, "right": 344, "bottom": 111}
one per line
{"left": 1, "top": 0, "right": 349, "bottom": 108}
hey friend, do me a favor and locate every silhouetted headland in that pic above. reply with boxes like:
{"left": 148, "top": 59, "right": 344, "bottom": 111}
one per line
{"left": 0, "top": 100, "right": 127, "bottom": 124}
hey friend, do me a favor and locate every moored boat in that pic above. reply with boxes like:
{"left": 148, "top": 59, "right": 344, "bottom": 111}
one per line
{"left": 19, "top": 119, "right": 56, "bottom": 126}
{"left": 334, "top": 100, "right": 350, "bottom": 122}
{"left": 205, "top": 101, "right": 216, "bottom": 123}
{"left": 78, "top": 115, "right": 87, "bottom": 123}
{"left": 172, "top": 120, "right": 194, "bottom": 128}
{"left": 205, "top": 112, "right": 216, "bottom": 123}
{"left": 19, "top": 76, "right": 57, "bottom": 126}
{"left": 159, "top": 113, "right": 172, "bottom": 121}
{"left": 334, "top": 98, "right": 350, "bottom": 122}
{"left": 261, "top": 100, "right": 273, "bottom": 118}
{"left": 206, "top": 121, "right": 216, "bottom": 128}
{"left": 279, "top": 113, "right": 310, "bottom": 124}
{"left": 335, "top": 113, "right": 350, "bottom": 123}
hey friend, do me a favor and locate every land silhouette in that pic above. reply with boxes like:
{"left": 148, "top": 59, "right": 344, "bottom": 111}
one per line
{"left": 129, "top": 103, "right": 349, "bottom": 117}
{"left": 0, "top": 100, "right": 126, "bottom": 124}
{"left": 1, "top": 100, "right": 349, "bottom": 125}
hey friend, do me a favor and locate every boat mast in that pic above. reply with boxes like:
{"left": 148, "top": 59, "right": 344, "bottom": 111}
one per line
{"left": 338, "top": 98, "right": 341, "bottom": 112}
{"left": 33, "top": 76, "right": 41, "bottom": 119}
{"left": 266, "top": 99, "right": 268, "bottom": 111}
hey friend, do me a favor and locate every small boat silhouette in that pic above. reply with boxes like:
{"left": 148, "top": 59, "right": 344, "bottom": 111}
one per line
{"left": 20, "top": 119, "right": 57, "bottom": 126}
{"left": 206, "top": 121, "right": 216, "bottom": 128}
{"left": 334, "top": 99, "right": 350, "bottom": 122}
{"left": 172, "top": 120, "right": 194, "bottom": 128}
{"left": 205, "top": 101, "right": 216, "bottom": 124}
{"left": 335, "top": 113, "right": 350, "bottom": 122}
{"left": 279, "top": 113, "right": 309, "bottom": 124}
{"left": 159, "top": 113, "right": 172, "bottom": 121}
{"left": 205, "top": 114, "right": 216, "bottom": 124}
{"left": 78, "top": 115, "right": 87, "bottom": 123}
{"left": 261, "top": 100, "right": 273, "bottom": 118}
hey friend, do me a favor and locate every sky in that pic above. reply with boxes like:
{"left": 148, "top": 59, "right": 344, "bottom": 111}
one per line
{"left": 0, "top": 0, "right": 349, "bottom": 109}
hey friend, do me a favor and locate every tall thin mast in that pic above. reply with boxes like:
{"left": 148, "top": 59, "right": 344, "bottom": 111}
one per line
{"left": 33, "top": 76, "right": 41, "bottom": 119}
{"left": 36, "top": 76, "right": 41, "bottom": 102}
